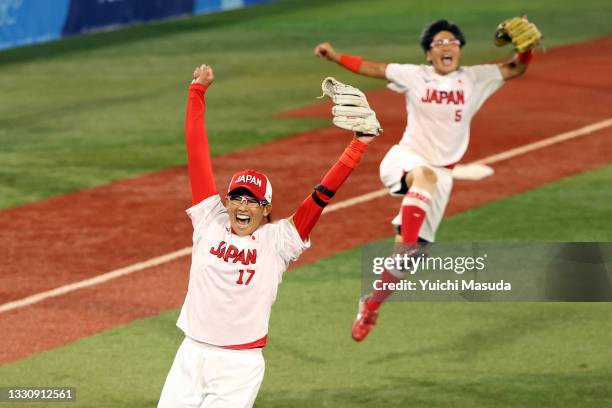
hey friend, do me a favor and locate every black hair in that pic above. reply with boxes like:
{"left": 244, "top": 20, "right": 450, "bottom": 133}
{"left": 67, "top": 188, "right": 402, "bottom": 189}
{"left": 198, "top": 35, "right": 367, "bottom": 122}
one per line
{"left": 419, "top": 19, "right": 466, "bottom": 52}
{"left": 227, "top": 187, "right": 254, "bottom": 197}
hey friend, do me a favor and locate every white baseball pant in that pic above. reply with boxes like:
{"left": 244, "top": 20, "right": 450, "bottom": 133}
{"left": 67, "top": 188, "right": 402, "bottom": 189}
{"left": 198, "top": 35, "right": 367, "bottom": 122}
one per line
{"left": 158, "top": 337, "right": 265, "bottom": 408}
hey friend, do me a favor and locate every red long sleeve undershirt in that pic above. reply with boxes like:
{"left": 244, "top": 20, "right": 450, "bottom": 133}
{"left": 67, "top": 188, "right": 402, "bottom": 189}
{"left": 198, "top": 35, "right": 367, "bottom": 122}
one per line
{"left": 292, "top": 139, "right": 368, "bottom": 241}
{"left": 186, "top": 82, "right": 368, "bottom": 240}
{"left": 186, "top": 83, "right": 218, "bottom": 205}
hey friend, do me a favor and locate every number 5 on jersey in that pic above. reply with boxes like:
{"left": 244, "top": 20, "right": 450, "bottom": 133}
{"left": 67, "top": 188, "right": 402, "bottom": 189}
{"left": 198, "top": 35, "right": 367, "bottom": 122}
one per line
{"left": 236, "top": 269, "right": 255, "bottom": 285}
{"left": 454, "top": 109, "right": 463, "bottom": 122}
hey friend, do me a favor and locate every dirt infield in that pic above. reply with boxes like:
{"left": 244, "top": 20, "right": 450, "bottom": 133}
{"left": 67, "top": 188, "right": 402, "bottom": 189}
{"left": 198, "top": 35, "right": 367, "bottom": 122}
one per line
{"left": 1, "top": 36, "right": 611, "bottom": 364}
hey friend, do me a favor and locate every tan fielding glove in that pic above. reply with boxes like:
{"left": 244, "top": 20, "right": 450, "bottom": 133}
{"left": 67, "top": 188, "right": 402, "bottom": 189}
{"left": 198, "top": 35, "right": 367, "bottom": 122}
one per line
{"left": 320, "top": 77, "right": 382, "bottom": 136}
{"left": 494, "top": 16, "right": 542, "bottom": 53}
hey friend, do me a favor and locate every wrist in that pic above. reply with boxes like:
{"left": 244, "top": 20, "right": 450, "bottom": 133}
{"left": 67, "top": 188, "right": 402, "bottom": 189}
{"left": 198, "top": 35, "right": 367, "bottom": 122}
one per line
{"left": 350, "top": 138, "right": 368, "bottom": 151}
{"left": 338, "top": 54, "right": 363, "bottom": 73}
{"left": 339, "top": 138, "right": 368, "bottom": 168}
{"left": 190, "top": 83, "right": 209, "bottom": 92}
{"left": 517, "top": 49, "right": 533, "bottom": 64}
{"left": 355, "top": 134, "right": 375, "bottom": 145}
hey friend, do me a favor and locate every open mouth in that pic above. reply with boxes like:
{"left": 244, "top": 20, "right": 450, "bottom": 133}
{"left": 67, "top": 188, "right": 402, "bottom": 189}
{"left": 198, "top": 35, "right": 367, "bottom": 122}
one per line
{"left": 441, "top": 55, "right": 453, "bottom": 66}
{"left": 236, "top": 213, "right": 251, "bottom": 227}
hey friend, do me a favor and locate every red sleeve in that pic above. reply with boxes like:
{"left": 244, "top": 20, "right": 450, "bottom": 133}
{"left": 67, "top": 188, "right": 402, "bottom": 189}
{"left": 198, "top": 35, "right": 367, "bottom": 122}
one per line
{"left": 186, "top": 83, "right": 218, "bottom": 205}
{"left": 292, "top": 139, "right": 368, "bottom": 241}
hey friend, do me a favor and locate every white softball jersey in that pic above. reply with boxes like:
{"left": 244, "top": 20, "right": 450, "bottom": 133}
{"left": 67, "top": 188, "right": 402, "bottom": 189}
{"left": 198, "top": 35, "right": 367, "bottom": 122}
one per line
{"left": 176, "top": 194, "right": 310, "bottom": 347}
{"left": 385, "top": 63, "right": 504, "bottom": 166}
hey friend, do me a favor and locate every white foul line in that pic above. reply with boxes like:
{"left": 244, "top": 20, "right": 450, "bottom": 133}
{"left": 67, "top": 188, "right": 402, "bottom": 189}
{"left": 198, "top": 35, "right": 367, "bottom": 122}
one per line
{"left": 473, "top": 118, "right": 612, "bottom": 165}
{"left": 0, "top": 248, "right": 192, "bottom": 314}
{"left": 1, "top": 118, "right": 611, "bottom": 314}
{"left": 323, "top": 188, "right": 389, "bottom": 213}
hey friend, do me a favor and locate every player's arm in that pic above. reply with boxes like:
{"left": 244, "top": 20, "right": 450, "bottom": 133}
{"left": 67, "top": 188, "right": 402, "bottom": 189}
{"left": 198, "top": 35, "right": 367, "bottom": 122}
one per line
{"left": 314, "top": 42, "right": 387, "bottom": 79}
{"left": 290, "top": 135, "right": 373, "bottom": 241}
{"left": 497, "top": 51, "right": 531, "bottom": 81}
{"left": 186, "top": 64, "right": 218, "bottom": 205}
{"left": 494, "top": 16, "right": 542, "bottom": 81}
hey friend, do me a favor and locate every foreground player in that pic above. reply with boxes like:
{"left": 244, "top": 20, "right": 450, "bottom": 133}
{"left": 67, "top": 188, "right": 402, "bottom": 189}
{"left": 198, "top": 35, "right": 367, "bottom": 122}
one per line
{"left": 314, "top": 17, "right": 542, "bottom": 341}
{"left": 157, "top": 66, "right": 380, "bottom": 407}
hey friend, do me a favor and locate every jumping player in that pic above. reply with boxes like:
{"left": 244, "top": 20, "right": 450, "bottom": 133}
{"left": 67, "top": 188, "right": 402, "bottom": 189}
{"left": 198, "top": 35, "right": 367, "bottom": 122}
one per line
{"left": 157, "top": 65, "right": 380, "bottom": 407}
{"left": 314, "top": 17, "right": 541, "bottom": 341}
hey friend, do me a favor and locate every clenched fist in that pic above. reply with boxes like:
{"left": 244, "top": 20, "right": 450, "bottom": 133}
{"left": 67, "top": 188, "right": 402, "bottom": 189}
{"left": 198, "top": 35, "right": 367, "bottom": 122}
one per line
{"left": 192, "top": 64, "right": 215, "bottom": 86}
{"left": 314, "top": 42, "right": 339, "bottom": 62}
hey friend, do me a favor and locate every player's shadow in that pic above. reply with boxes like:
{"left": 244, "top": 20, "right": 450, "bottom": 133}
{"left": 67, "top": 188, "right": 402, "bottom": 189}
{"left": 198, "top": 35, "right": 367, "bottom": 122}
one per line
{"left": 268, "top": 338, "right": 326, "bottom": 364}
{"left": 368, "top": 305, "right": 581, "bottom": 364}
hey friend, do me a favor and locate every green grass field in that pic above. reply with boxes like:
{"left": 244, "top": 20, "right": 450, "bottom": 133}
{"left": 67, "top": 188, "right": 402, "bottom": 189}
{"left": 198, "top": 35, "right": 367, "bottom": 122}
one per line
{"left": 2, "top": 165, "right": 611, "bottom": 407}
{"left": 2, "top": 0, "right": 611, "bottom": 406}
{"left": 1, "top": 0, "right": 611, "bottom": 209}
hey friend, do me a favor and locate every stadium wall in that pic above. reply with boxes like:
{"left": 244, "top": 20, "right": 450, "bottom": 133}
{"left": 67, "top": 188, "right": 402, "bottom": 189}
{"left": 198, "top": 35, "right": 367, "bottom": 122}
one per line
{"left": 0, "top": 0, "right": 276, "bottom": 50}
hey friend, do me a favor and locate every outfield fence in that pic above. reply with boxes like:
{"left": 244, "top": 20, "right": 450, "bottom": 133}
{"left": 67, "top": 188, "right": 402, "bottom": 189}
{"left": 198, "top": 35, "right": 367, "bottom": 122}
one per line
{"left": 0, "top": 0, "right": 277, "bottom": 50}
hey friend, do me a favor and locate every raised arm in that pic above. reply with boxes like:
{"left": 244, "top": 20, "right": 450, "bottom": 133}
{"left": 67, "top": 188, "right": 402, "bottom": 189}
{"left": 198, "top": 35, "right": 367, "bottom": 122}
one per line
{"left": 291, "top": 135, "right": 372, "bottom": 241}
{"left": 497, "top": 51, "right": 531, "bottom": 81}
{"left": 186, "top": 65, "right": 217, "bottom": 205}
{"left": 290, "top": 77, "right": 381, "bottom": 240}
{"left": 494, "top": 16, "right": 542, "bottom": 81}
{"left": 314, "top": 42, "right": 387, "bottom": 79}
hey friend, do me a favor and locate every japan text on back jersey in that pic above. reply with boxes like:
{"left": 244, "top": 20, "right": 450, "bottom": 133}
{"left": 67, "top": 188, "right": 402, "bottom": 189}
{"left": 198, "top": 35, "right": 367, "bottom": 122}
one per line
{"left": 177, "top": 195, "right": 309, "bottom": 347}
{"left": 386, "top": 63, "right": 504, "bottom": 166}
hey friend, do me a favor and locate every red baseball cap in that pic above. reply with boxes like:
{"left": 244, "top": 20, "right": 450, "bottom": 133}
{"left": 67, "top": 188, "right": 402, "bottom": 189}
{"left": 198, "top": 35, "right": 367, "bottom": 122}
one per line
{"left": 227, "top": 169, "right": 272, "bottom": 203}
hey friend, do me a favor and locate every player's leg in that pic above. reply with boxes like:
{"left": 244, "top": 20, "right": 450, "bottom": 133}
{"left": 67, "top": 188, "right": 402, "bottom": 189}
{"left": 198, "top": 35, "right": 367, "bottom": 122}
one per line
{"left": 352, "top": 147, "right": 452, "bottom": 341}
{"left": 352, "top": 167, "right": 433, "bottom": 341}
{"left": 352, "top": 146, "right": 419, "bottom": 341}
{"left": 158, "top": 338, "right": 205, "bottom": 408}
{"left": 378, "top": 147, "right": 436, "bottom": 245}
{"left": 369, "top": 166, "right": 451, "bottom": 303}
{"left": 400, "top": 166, "right": 436, "bottom": 243}
{"left": 201, "top": 348, "right": 265, "bottom": 408}
{"left": 417, "top": 168, "right": 452, "bottom": 242}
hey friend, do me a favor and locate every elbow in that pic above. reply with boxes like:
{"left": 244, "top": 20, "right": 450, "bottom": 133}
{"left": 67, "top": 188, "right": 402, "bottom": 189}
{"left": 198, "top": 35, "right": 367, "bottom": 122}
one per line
{"left": 504, "top": 66, "right": 527, "bottom": 81}
{"left": 516, "top": 64, "right": 529, "bottom": 77}
{"left": 372, "top": 63, "right": 387, "bottom": 79}
{"left": 508, "top": 71, "right": 524, "bottom": 81}
{"left": 513, "top": 68, "right": 528, "bottom": 80}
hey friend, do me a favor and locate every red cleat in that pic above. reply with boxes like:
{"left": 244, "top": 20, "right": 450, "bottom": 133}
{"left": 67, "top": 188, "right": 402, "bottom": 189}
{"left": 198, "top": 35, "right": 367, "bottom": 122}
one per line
{"left": 351, "top": 296, "right": 379, "bottom": 342}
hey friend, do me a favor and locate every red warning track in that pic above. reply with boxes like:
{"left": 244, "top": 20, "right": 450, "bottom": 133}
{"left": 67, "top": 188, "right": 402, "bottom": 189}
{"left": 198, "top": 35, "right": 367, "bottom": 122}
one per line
{"left": 1, "top": 37, "right": 611, "bottom": 364}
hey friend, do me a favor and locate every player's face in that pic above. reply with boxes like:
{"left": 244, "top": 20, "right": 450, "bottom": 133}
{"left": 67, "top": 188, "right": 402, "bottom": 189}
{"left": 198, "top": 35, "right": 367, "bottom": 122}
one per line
{"left": 426, "top": 30, "right": 462, "bottom": 75}
{"left": 226, "top": 193, "right": 272, "bottom": 236}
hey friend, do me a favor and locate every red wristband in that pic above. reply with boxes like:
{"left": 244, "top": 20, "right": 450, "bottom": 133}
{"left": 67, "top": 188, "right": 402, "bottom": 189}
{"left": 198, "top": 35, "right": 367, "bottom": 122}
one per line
{"left": 517, "top": 50, "right": 533, "bottom": 64}
{"left": 339, "top": 54, "right": 363, "bottom": 73}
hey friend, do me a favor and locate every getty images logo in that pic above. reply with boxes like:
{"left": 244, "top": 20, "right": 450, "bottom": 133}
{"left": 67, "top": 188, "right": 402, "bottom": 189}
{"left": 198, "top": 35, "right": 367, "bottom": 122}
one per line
{"left": 0, "top": 0, "right": 22, "bottom": 27}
